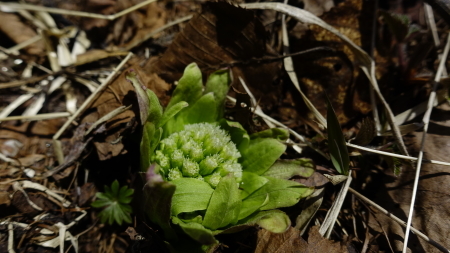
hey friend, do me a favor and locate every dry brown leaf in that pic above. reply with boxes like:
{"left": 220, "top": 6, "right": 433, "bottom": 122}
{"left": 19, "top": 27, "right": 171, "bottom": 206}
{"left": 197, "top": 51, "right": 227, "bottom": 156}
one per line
{"left": 0, "top": 12, "right": 45, "bottom": 55}
{"left": 368, "top": 102, "right": 450, "bottom": 252}
{"left": 80, "top": 62, "right": 170, "bottom": 160}
{"left": 149, "top": 1, "right": 282, "bottom": 110}
{"left": 255, "top": 226, "right": 348, "bottom": 253}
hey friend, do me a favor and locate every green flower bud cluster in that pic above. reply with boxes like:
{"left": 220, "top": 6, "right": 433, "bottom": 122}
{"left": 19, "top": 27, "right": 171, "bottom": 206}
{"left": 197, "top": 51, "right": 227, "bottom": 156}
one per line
{"left": 154, "top": 123, "right": 242, "bottom": 188}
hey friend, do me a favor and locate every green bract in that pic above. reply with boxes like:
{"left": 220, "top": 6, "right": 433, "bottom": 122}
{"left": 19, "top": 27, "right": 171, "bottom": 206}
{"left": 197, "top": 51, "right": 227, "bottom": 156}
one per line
{"left": 139, "top": 63, "right": 315, "bottom": 252}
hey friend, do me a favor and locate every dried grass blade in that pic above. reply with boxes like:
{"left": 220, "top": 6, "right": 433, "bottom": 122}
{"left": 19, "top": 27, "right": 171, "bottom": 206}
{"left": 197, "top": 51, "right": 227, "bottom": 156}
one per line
{"left": 403, "top": 33, "right": 450, "bottom": 253}
{"left": 242, "top": 2, "right": 409, "bottom": 157}
{"left": 0, "top": 93, "right": 34, "bottom": 121}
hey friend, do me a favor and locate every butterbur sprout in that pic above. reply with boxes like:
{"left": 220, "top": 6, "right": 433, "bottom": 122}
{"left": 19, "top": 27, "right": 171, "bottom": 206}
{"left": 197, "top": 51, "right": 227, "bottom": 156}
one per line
{"left": 140, "top": 63, "right": 315, "bottom": 252}
{"left": 154, "top": 123, "right": 242, "bottom": 188}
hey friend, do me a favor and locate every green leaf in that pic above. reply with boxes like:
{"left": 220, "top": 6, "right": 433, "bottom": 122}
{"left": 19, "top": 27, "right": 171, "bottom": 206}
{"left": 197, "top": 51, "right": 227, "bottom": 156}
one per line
{"left": 243, "top": 176, "right": 313, "bottom": 211}
{"left": 240, "top": 138, "right": 286, "bottom": 175}
{"left": 91, "top": 180, "right": 134, "bottom": 226}
{"left": 238, "top": 193, "right": 269, "bottom": 220}
{"left": 125, "top": 70, "right": 149, "bottom": 125}
{"left": 239, "top": 171, "right": 269, "bottom": 199}
{"left": 255, "top": 210, "right": 291, "bottom": 233}
{"left": 261, "top": 158, "right": 315, "bottom": 180}
{"left": 326, "top": 96, "right": 350, "bottom": 175}
{"left": 144, "top": 180, "right": 177, "bottom": 240}
{"left": 219, "top": 120, "right": 249, "bottom": 152}
{"left": 250, "top": 128, "right": 289, "bottom": 141}
{"left": 218, "top": 210, "right": 290, "bottom": 235}
{"left": 172, "top": 217, "right": 218, "bottom": 246}
{"left": 140, "top": 122, "right": 162, "bottom": 171}
{"left": 204, "top": 69, "right": 230, "bottom": 118}
{"left": 146, "top": 89, "right": 163, "bottom": 124}
{"left": 166, "top": 63, "right": 203, "bottom": 111}
{"left": 171, "top": 178, "right": 214, "bottom": 216}
{"left": 203, "top": 175, "right": 241, "bottom": 230}
{"left": 180, "top": 93, "right": 218, "bottom": 125}
{"left": 160, "top": 101, "right": 189, "bottom": 136}
{"left": 141, "top": 122, "right": 154, "bottom": 171}
{"left": 160, "top": 101, "right": 189, "bottom": 127}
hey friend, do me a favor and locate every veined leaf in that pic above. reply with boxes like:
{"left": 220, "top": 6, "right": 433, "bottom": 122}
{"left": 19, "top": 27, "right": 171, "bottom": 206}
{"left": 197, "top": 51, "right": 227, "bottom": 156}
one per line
{"left": 243, "top": 176, "right": 313, "bottom": 211}
{"left": 262, "top": 158, "right": 315, "bottom": 179}
{"left": 239, "top": 171, "right": 269, "bottom": 199}
{"left": 180, "top": 93, "right": 218, "bottom": 125}
{"left": 166, "top": 63, "right": 203, "bottom": 111}
{"left": 204, "top": 69, "right": 230, "bottom": 119}
{"left": 240, "top": 138, "right": 286, "bottom": 175}
{"left": 171, "top": 178, "right": 214, "bottom": 216}
{"left": 203, "top": 175, "right": 241, "bottom": 230}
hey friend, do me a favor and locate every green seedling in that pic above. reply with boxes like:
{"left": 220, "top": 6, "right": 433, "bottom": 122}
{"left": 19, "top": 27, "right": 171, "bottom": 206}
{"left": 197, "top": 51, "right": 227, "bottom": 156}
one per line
{"left": 91, "top": 180, "right": 134, "bottom": 225}
{"left": 138, "top": 63, "right": 314, "bottom": 252}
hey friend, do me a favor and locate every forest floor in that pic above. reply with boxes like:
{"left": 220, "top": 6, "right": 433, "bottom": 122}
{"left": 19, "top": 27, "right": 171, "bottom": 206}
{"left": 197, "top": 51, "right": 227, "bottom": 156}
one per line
{"left": 1, "top": 0, "right": 450, "bottom": 252}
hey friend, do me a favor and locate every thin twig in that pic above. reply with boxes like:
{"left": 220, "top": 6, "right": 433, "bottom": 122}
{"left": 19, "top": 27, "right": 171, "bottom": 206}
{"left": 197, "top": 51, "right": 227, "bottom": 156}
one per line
{"left": 53, "top": 52, "right": 132, "bottom": 141}
{"left": 403, "top": 33, "right": 450, "bottom": 253}
{"left": 346, "top": 142, "right": 450, "bottom": 166}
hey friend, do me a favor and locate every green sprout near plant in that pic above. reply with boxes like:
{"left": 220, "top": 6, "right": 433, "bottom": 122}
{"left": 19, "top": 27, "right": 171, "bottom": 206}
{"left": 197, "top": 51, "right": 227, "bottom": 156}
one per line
{"left": 127, "top": 63, "right": 315, "bottom": 252}
{"left": 91, "top": 180, "right": 134, "bottom": 225}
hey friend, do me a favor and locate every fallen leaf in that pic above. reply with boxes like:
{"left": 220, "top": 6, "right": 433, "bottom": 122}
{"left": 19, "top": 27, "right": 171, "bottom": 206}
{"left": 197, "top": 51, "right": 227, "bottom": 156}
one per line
{"left": 80, "top": 62, "right": 170, "bottom": 160}
{"left": 255, "top": 226, "right": 348, "bottom": 253}
{"left": 0, "top": 12, "right": 45, "bottom": 55}
{"left": 368, "top": 102, "right": 450, "bottom": 252}
{"left": 149, "top": 2, "right": 283, "bottom": 110}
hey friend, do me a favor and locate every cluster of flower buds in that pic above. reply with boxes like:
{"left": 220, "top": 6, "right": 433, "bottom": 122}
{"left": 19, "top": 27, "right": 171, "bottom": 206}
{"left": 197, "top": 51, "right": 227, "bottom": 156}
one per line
{"left": 154, "top": 123, "right": 242, "bottom": 188}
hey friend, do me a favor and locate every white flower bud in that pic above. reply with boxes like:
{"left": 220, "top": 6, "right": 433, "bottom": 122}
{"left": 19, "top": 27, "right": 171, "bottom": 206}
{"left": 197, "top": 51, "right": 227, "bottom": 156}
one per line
{"left": 171, "top": 149, "right": 184, "bottom": 168}
{"left": 167, "top": 168, "right": 182, "bottom": 181}
{"left": 182, "top": 158, "right": 200, "bottom": 177}
{"left": 204, "top": 172, "right": 222, "bottom": 188}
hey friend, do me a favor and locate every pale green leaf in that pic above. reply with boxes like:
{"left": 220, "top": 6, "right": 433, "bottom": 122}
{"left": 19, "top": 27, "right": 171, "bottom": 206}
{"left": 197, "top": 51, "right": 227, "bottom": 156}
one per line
{"left": 238, "top": 193, "right": 269, "bottom": 220}
{"left": 204, "top": 69, "right": 230, "bottom": 118}
{"left": 262, "top": 158, "right": 315, "bottom": 179}
{"left": 239, "top": 171, "right": 268, "bottom": 199}
{"left": 240, "top": 138, "right": 286, "bottom": 175}
{"left": 203, "top": 175, "right": 241, "bottom": 230}
{"left": 244, "top": 176, "right": 313, "bottom": 211}
{"left": 180, "top": 93, "right": 218, "bottom": 125}
{"left": 171, "top": 178, "right": 214, "bottom": 216}
{"left": 166, "top": 63, "right": 203, "bottom": 110}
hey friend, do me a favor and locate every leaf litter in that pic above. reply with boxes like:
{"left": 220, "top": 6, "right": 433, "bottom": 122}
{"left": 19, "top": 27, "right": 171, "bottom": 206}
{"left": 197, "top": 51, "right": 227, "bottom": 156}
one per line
{"left": 1, "top": 0, "right": 450, "bottom": 252}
